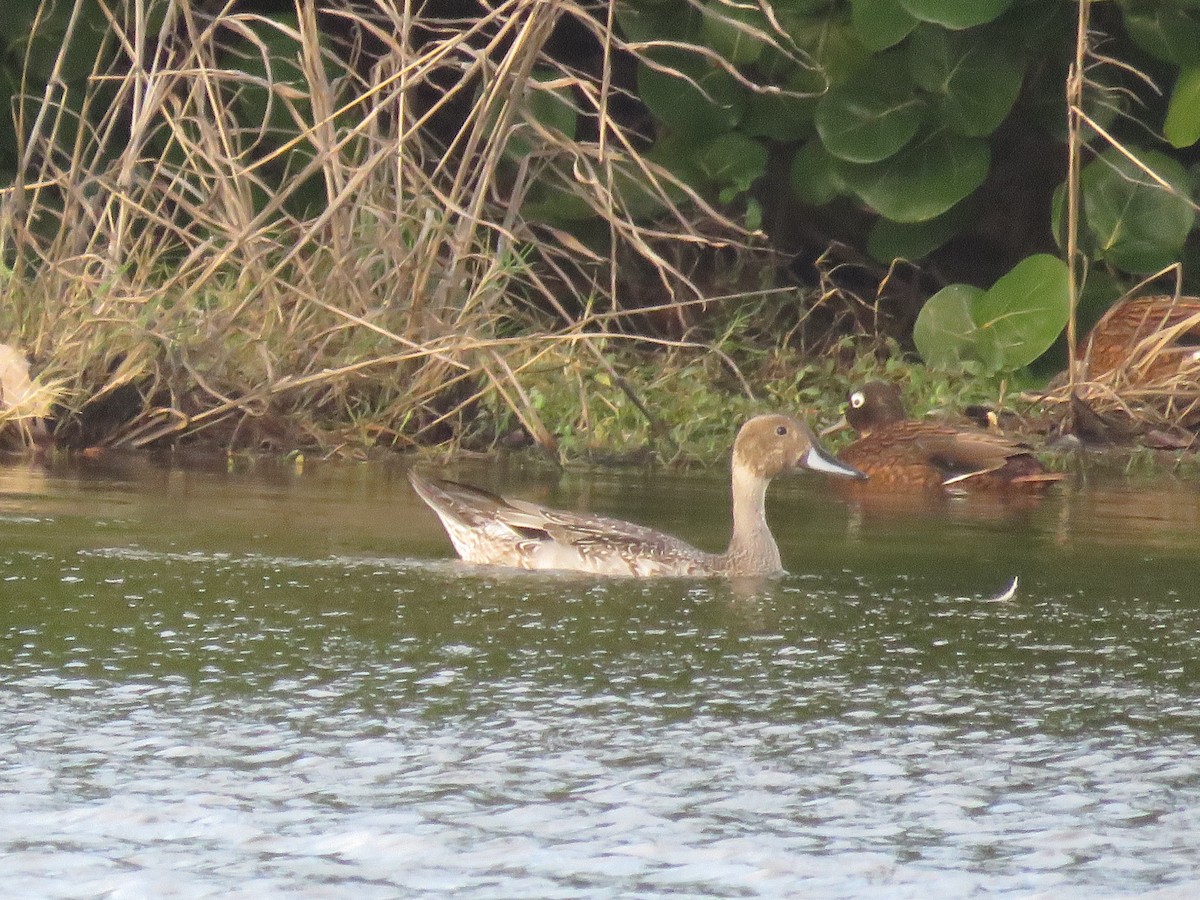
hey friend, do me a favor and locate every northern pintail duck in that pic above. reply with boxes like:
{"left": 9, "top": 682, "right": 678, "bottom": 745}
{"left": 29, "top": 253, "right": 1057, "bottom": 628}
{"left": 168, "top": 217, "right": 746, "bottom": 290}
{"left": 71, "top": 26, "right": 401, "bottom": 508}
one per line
{"left": 409, "top": 414, "right": 865, "bottom": 577}
{"left": 836, "top": 381, "right": 1063, "bottom": 492}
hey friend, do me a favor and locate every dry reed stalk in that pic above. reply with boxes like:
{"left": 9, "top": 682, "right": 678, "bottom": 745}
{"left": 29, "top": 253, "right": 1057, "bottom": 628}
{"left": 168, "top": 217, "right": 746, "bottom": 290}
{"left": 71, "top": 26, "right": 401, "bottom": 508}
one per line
{"left": 1063, "top": 0, "right": 1089, "bottom": 392}
{"left": 0, "top": 0, "right": 776, "bottom": 454}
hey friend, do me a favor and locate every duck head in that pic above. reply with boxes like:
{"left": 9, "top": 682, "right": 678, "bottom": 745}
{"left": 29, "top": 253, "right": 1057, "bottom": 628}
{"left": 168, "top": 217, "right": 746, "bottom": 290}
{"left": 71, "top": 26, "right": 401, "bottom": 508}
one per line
{"left": 845, "top": 381, "right": 908, "bottom": 435}
{"left": 733, "top": 414, "right": 867, "bottom": 481}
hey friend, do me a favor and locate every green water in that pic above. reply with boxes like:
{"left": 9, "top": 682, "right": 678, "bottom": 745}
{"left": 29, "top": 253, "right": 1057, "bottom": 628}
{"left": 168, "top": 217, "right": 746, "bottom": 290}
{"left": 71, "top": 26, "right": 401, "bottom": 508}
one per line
{"left": 2, "top": 454, "right": 1200, "bottom": 897}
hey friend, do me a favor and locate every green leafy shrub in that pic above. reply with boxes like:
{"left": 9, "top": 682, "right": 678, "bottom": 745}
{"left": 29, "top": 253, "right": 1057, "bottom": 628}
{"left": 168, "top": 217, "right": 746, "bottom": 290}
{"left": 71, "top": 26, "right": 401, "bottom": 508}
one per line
{"left": 615, "top": 0, "right": 1200, "bottom": 375}
{"left": 1053, "top": 147, "right": 1196, "bottom": 275}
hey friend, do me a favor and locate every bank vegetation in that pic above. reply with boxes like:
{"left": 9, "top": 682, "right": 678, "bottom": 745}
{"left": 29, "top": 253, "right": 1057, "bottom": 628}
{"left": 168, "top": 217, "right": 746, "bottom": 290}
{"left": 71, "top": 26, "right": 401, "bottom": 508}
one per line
{"left": 1, "top": 0, "right": 1199, "bottom": 460}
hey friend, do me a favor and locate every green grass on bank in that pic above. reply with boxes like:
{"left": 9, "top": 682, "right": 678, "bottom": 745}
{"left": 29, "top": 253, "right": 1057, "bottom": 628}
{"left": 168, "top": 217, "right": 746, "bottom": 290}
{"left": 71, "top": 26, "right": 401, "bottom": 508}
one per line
{"left": 1, "top": 263, "right": 1017, "bottom": 463}
{"left": 473, "top": 337, "right": 1019, "bottom": 467}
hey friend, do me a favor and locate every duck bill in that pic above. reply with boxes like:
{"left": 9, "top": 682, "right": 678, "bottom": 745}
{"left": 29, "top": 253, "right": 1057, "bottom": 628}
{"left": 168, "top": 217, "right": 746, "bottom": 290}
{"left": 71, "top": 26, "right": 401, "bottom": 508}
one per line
{"left": 801, "top": 441, "right": 867, "bottom": 481}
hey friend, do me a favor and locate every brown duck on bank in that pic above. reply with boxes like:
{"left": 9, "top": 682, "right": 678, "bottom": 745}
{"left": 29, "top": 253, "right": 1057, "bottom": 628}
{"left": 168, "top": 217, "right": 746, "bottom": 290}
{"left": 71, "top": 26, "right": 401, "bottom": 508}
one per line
{"left": 410, "top": 414, "right": 866, "bottom": 578}
{"left": 835, "top": 382, "right": 1064, "bottom": 493}
{"left": 1082, "top": 294, "right": 1200, "bottom": 383}
{"left": 1048, "top": 295, "right": 1200, "bottom": 445}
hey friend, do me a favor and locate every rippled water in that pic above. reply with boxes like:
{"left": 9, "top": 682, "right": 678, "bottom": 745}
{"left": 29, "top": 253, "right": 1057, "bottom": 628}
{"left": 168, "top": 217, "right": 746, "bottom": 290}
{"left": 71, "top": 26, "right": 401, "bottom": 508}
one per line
{"left": 3, "top": 454, "right": 1200, "bottom": 897}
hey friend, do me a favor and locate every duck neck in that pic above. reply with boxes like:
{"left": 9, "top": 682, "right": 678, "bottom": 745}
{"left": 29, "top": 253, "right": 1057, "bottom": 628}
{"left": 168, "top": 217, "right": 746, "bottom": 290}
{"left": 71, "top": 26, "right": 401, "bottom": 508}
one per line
{"left": 724, "top": 463, "right": 782, "bottom": 576}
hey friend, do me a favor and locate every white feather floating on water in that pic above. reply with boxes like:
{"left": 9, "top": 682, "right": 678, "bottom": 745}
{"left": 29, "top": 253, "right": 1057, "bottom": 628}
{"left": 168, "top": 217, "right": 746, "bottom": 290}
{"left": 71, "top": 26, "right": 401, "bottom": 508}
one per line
{"left": 987, "top": 575, "right": 1019, "bottom": 603}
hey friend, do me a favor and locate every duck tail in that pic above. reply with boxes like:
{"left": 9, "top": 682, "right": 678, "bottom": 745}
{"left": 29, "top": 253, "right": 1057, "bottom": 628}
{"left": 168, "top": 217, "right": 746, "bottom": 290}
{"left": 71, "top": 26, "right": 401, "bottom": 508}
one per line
{"left": 408, "top": 469, "right": 508, "bottom": 528}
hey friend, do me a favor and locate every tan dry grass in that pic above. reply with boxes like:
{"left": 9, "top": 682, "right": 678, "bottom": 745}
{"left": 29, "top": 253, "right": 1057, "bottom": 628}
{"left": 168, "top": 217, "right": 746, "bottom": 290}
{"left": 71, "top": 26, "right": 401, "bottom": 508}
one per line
{"left": 0, "top": 0, "right": 777, "bottom": 454}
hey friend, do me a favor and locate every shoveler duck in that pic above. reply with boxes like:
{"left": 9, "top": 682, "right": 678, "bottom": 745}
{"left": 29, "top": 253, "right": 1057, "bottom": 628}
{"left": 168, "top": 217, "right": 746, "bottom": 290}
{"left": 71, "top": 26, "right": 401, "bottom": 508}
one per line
{"left": 408, "top": 414, "right": 866, "bottom": 577}
{"left": 835, "top": 381, "right": 1064, "bottom": 492}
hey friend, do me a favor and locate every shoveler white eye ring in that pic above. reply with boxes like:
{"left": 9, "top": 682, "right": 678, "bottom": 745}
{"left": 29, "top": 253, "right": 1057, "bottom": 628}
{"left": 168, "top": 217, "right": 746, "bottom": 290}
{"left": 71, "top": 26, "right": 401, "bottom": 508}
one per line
{"left": 850, "top": 391, "right": 866, "bottom": 409}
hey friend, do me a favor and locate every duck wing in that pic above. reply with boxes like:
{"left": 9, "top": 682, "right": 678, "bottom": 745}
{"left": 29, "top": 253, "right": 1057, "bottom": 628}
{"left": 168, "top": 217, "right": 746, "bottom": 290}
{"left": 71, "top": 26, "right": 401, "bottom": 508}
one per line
{"left": 500, "top": 495, "right": 705, "bottom": 558}
{"left": 409, "top": 471, "right": 711, "bottom": 573}
{"left": 908, "top": 427, "right": 1028, "bottom": 466}
{"left": 902, "top": 425, "right": 1058, "bottom": 486}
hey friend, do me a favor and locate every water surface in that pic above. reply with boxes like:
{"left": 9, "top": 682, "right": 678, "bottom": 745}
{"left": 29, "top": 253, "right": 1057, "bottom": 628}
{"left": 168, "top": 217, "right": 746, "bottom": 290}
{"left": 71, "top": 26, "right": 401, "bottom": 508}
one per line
{"left": 2, "top": 454, "right": 1200, "bottom": 897}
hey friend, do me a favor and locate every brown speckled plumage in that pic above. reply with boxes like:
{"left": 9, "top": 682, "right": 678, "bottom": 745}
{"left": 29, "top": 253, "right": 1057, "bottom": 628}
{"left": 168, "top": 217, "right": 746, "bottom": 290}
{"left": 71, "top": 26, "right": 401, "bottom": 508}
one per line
{"left": 1083, "top": 295, "right": 1200, "bottom": 382}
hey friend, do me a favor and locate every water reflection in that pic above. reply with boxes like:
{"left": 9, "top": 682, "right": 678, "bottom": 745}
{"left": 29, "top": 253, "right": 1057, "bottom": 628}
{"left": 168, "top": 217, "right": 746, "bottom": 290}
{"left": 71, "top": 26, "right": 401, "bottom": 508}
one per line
{"left": 1, "top": 457, "right": 1200, "bottom": 895}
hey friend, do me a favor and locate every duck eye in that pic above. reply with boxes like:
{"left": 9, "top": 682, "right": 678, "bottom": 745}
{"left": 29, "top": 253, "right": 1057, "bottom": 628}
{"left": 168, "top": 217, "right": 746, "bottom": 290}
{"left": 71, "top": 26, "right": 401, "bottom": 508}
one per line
{"left": 850, "top": 391, "right": 865, "bottom": 409}
{"left": 775, "top": 425, "right": 788, "bottom": 436}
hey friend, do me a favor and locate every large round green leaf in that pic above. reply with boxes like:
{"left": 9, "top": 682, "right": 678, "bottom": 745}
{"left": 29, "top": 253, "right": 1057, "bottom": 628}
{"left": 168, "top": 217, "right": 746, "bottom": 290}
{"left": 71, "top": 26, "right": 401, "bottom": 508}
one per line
{"left": 914, "top": 255, "right": 1071, "bottom": 373}
{"left": 645, "top": 133, "right": 709, "bottom": 193}
{"left": 850, "top": 0, "right": 918, "bottom": 51}
{"left": 783, "top": 16, "right": 872, "bottom": 87}
{"left": 971, "top": 253, "right": 1071, "bottom": 371}
{"left": 695, "top": 132, "right": 769, "bottom": 200}
{"left": 506, "top": 71, "right": 578, "bottom": 160}
{"left": 519, "top": 176, "right": 597, "bottom": 223}
{"left": 1025, "top": 52, "right": 1125, "bottom": 144}
{"left": 701, "top": 0, "right": 771, "bottom": 66}
{"left": 913, "top": 283, "right": 985, "bottom": 370}
{"left": 9, "top": 0, "right": 111, "bottom": 162}
{"left": 907, "top": 24, "right": 1025, "bottom": 137}
{"left": 838, "top": 130, "right": 989, "bottom": 222}
{"left": 611, "top": 158, "right": 682, "bottom": 221}
{"left": 741, "top": 68, "right": 822, "bottom": 141}
{"left": 1081, "top": 148, "right": 1196, "bottom": 274}
{"left": 896, "top": 0, "right": 1014, "bottom": 30}
{"left": 1165, "top": 66, "right": 1200, "bottom": 149}
{"left": 867, "top": 202, "right": 968, "bottom": 262}
{"left": 815, "top": 53, "right": 924, "bottom": 163}
{"left": 16, "top": 0, "right": 108, "bottom": 84}
{"left": 638, "top": 47, "right": 747, "bottom": 138}
{"left": 1120, "top": 0, "right": 1200, "bottom": 67}
{"left": 790, "top": 139, "right": 847, "bottom": 206}
{"left": 615, "top": 0, "right": 699, "bottom": 42}
{"left": 227, "top": 13, "right": 330, "bottom": 143}
{"left": 1048, "top": 181, "right": 1070, "bottom": 254}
